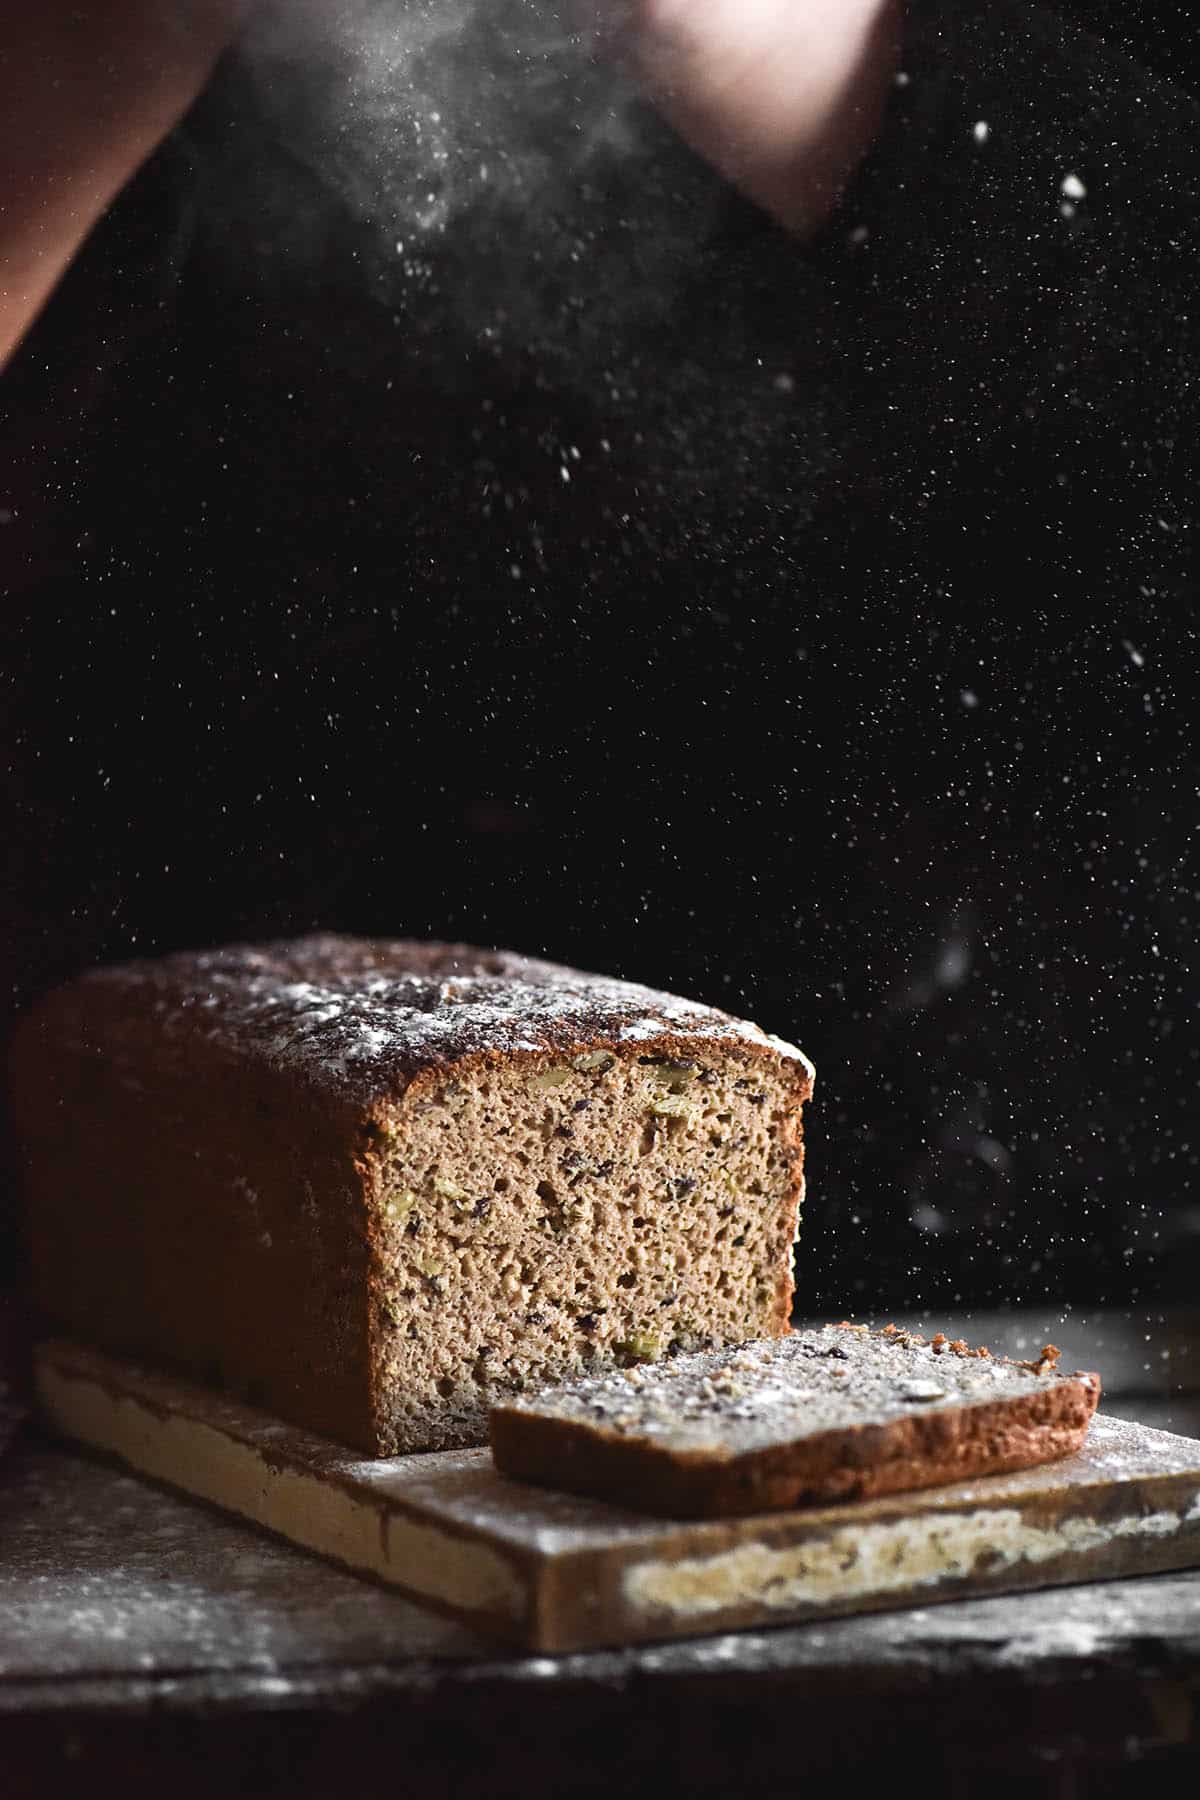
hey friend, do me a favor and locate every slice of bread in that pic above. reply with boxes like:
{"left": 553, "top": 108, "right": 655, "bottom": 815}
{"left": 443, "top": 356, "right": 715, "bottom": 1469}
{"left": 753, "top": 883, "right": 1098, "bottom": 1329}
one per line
{"left": 489, "top": 1322, "right": 1101, "bottom": 1518}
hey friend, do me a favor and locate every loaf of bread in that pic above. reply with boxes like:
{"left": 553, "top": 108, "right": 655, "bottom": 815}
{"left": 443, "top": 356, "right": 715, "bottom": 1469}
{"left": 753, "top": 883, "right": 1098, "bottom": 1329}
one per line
{"left": 11, "top": 935, "right": 814, "bottom": 1455}
{"left": 489, "top": 1323, "right": 1102, "bottom": 1516}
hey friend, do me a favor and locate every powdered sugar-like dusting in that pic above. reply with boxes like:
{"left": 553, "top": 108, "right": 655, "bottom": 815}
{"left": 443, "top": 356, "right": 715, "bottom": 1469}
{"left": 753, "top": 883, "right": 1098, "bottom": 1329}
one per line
{"left": 78, "top": 934, "right": 814, "bottom": 1102}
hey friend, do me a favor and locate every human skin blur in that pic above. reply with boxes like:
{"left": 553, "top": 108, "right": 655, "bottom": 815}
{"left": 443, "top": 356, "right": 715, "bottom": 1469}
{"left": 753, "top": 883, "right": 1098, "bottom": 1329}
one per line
{"left": 601, "top": 0, "right": 903, "bottom": 234}
{"left": 0, "top": 0, "right": 902, "bottom": 368}
{"left": 0, "top": 3, "right": 244, "bottom": 367}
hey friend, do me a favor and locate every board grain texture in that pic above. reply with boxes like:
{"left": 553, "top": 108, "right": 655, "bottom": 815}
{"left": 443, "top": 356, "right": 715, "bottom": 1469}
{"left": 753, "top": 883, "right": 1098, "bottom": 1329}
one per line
{"left": 33, "top": 1338, "right": 1200, "bottom": 1652}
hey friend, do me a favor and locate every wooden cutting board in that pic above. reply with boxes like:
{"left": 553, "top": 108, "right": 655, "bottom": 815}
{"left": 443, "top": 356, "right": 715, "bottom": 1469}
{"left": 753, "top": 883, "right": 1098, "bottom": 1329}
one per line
{"left": 35, "top": 1338, "right": 1200, "bottom": 1654}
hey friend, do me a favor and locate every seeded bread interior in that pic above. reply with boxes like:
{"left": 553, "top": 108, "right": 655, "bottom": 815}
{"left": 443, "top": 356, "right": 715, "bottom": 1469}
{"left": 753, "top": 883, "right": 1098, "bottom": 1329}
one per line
{"left": 368, "top": 1045, "right": 808, "bottom": 1450}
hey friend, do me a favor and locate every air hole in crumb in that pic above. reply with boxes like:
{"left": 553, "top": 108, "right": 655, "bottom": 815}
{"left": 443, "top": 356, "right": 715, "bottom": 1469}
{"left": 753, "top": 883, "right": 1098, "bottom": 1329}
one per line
{"left": 493, "top": 1177, "right": 510, "bottom": 1193}
{"left": 536, "top": 1180, "right": 558, "bottom": 1205}
{"left": 632, "top": 1216, "right": 648, "bottom": 1229}
{"left": 617, "top": 1271, "right": 638, "bottom": 1289}
{"left": 638, "top": 1124, "right": 656, "bottom": 1157}
{"left": 436, "top": 1377, "right": 455, "bottom": 1398}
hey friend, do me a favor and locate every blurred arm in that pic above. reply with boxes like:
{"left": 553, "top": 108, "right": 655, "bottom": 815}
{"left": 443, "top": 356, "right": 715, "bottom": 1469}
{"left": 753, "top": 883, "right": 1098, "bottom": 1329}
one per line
{"left": 614, "top": 0, "right": 904, "bottom": 233}
{"left": 0, "top": 2, "right": 242, "bottom": 368}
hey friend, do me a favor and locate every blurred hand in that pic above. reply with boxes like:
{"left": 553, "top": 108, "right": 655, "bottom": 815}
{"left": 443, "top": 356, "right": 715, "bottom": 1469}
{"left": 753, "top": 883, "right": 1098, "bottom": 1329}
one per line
{"left": 599, "top": 0, "right": 903, "bottom": 232}
{"left": 0, "top": 2, "right": 903, "bottom": 369}
{"left": 0, "top": 2, "right": 243, "bottom": 367}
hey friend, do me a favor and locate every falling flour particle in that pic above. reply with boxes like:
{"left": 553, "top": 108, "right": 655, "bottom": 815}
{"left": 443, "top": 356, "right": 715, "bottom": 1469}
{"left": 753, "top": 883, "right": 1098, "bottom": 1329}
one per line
{"left": 1061, "top": 172, "right": 1087, "bottom": 200}
{"left": 973, "top": 121, "right": 990, "bottom": 144}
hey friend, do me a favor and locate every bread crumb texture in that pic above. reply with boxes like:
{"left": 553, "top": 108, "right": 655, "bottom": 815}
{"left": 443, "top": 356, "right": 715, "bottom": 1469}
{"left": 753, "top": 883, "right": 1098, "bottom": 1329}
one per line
{"left": 368, "top": 1045, "right": 806, "bottom": 1451}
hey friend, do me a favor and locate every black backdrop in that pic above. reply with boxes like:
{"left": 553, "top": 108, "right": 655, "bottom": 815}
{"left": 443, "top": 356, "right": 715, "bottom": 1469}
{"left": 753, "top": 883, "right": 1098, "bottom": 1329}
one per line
{"left": 1068, "top": 0, "right": 1195, "bottom": 82}
{"left": 3, "top": 1, "right": 1198, "bottom": 1314}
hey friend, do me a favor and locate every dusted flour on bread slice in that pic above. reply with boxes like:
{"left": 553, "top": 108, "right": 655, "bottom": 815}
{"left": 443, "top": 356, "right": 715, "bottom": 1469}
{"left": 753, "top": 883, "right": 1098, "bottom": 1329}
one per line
{"left": 489, "top": 1323, "right": 1101, "bottom": 1517}
{"left": 12, "top": 935, "right": 813, "bottom": 1455}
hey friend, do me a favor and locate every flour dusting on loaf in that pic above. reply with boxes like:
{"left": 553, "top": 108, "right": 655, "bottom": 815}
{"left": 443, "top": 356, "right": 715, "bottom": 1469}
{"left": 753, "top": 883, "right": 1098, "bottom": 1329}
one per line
{"left": 13, "top": 935, "right": 814, "bottom": 1456}
{"left": 72, "top": 936, "right": 813, "bottom": 1096}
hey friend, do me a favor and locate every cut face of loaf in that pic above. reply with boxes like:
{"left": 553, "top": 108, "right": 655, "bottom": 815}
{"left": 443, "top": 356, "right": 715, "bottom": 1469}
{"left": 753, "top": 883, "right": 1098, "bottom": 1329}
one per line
{"left": 12, "top": 935, "right": 813, "bottom": 1456}
{"left": 489, "top": 1324, "right": 1103, "bottom": 1517}
{"left": 372, "top": 1049, "right": 809, "bottom": 1452}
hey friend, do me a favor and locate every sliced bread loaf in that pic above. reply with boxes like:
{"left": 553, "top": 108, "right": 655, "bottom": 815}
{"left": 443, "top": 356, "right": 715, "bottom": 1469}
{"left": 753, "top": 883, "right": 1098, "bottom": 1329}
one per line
{"left": 12, "top": 934, "right": 813, "bottom": 1455}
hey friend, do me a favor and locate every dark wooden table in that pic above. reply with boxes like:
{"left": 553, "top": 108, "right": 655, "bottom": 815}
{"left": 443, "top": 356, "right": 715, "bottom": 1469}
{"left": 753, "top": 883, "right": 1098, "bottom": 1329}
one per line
{"left": 4, "top": 1311, "right": 1200, "bottom": 1799}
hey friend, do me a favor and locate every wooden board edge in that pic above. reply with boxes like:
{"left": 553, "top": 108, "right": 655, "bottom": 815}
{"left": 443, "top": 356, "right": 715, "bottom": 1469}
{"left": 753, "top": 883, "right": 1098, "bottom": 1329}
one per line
{"left": 33, "top": 1341, "right": 539, "bottom": 1650}
{"left": 531, "top": 1472, "right": 1200, "bottom": 1651}
{"left": 34, "top": 1339, "right": 1200, "bottom": 1657}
